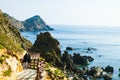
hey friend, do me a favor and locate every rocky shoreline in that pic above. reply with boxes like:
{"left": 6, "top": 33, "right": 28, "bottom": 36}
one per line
{"left": 30, "top": 32, "right": 117, "bottom": 80}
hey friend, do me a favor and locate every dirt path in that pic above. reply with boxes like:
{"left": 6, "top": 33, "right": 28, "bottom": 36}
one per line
{"left": 16, "top": 69, "right": 37, "bottom": 80}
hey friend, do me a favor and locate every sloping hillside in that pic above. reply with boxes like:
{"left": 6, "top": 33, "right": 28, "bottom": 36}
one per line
{"left": 5, "top": 13, "right": 53, "bottom": 31}
{"left": 0, "top": 10, "right": 32, "bottom": 80}
{"left": 0, "top": 10, "right": 32, "bottom": 52}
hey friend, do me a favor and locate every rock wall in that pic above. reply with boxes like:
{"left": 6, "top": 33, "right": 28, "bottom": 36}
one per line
{"left": 0, "top": 49, "right": 23, "bottom": 80}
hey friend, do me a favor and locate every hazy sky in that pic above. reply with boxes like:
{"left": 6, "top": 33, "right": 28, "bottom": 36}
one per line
{"left": 0, "top": 0, "right": 120, "bottom": 26}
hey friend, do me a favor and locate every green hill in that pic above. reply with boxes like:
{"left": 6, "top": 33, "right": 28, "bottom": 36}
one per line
{"left": 0, "top": 10, "right": 32, "bottom": 52}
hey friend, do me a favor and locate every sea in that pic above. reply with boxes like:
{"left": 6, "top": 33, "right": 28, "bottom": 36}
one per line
{"left": 21, "top": 25, "right": 120, "bottom": 80}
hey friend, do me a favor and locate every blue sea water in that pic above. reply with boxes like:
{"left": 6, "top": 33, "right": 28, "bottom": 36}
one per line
{"left": 21, "top": 25, "right": 120, "bottom": 79}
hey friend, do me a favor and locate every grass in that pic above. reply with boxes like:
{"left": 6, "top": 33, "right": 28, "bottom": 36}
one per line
{"left": 3, "top": 67, "right": 12, "bottom": 76}
{"left": 0, "top": 57, "right": 4, "bottom": 64}
{"left": 0, "top": 11, "right": 31, "bottom": 53}
{"left": 0, "top": 44, "right": 4, "bottom": 49}
{"left": 44, "top": 62, "right": 65, "bottom": 79}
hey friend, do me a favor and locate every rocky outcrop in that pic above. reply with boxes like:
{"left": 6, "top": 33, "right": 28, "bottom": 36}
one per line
{"left": 87, "top": 66, "right": 113, "bottom": 79}
{"left": 88, "top": 66, "right": 103, "bottom": 78}
{"left": 104, "top": 65, "right": 114, "bottom": 73}
{"left": 66, "top": 47, "right": 74, "bottom": 50}
{"left": 73, "top": 53, "right": 94, "bottom": 65}
{"left": 62, "top": 51, "right": 75, "bottom": 70}
{"left": 4, "top": 13, "right": 53, "bottom": 31}
{"left": 0, "top": 49, "right": 23, "bottom": 80}
{"left": 30, "top": 32, "right": 61, "bottom": 66}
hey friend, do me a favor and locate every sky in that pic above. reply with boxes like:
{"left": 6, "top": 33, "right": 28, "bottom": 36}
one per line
{"left": 0, "top": 0, "right": 120, "bottom": 26}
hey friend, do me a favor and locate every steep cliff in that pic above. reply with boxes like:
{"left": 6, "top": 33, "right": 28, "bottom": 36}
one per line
{"left": 5, "top": 13, "right": 53, "bottom": 31}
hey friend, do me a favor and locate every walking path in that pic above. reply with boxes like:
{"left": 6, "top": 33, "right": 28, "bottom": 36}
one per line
{"left": 16, "top": 69, "right": 37, "bottom": 80}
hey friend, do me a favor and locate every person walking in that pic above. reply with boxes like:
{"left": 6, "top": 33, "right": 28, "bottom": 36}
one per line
{"left": 23, "top": 53, "right": 31, "bottom": 69}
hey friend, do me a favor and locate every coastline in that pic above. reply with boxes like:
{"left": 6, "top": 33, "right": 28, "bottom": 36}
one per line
{"left": 21, "top": 25, "right": 120, "bottom": 79}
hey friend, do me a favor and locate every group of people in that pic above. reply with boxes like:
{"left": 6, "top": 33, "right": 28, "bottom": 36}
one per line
{"left": 23, "top": 52, "right": 31, "bottom": 69}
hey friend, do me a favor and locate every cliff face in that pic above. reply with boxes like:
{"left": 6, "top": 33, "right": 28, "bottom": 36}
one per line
{"left": 0, "top": 49, "right": 23, "bottom": 80}
{"left": 5, "top": 13, "right": 53, "bottom": 31}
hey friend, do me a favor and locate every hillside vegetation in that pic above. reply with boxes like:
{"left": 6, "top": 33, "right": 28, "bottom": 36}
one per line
{"left": 0, "top": 10, "right": 32, "bottom": 53}
{"left": 0, "top": 10, "right": 32, "bottom": 80}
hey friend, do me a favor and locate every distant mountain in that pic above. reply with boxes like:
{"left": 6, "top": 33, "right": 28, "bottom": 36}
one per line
{"left": 4, "top": 13, "right": 53, "bottom": 31}
{"left": 23, "top": 15, "right": 53, "bottom": 31}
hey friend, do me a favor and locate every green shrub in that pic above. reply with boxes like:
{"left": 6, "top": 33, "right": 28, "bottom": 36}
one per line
{"left": 3, "top": 67, "right": 12, "bottom": 76}
{"left": 39, "top": 57, "right": 45, "bottom": 61}
{"left": 54, "top": 69, "right": 65, "bottom": 78}
{"left": 46, "top": 68, "right": 52, "bottom": 74}
{"left": 5, "top": 55, "right": 9, "bottom": 58}
{"left": 0, "top": 57, "right": 4, "bottom": 64}
{"left": 55, "top": 69, "right": 59, "bottom": 75}
{"left": 0, "top": 44, "right": 4, "bottom": 49}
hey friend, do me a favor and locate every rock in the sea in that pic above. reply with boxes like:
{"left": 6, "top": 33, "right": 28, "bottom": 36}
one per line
{"left": 105, "top": 65, "right": 114, "bottom": 73}
{"left": 87, "top": 47, "right": 96, "bottom": 51}
{"left": 73, "top": 53, "right": 94, "bottom": 65}
{"left": 87, "top": 66, "right": 113, "bottom": 79}
{"left": 62, "top": 51, "right": 75, "bottom": 70}
{"left": 30, "top": 32, "right": 61, "bottom": 66}
{"left": 66, "top": 47, "right": 74, "bottom": 50}
{"left": 86, "top": 47, "right": 97, "bottom": 53}
{"left": 88, "top": 66, "right": 103, "bottom": 78}
{"left": 103, "top": 73, "right": 112, "bottom": 80}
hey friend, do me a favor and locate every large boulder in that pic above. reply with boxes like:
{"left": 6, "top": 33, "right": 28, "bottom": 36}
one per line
{"left": 66, "top": 47, "right": 74, "bottom": 51}
{"left": 73, "top": 53, "right": 94, "bottom": 65}
{"left": 62, "top": 51, "right": 75, "bottom": 70}
{"left": 88, "top": 66, "right": 103, "bottom": 78}
{"left": 104, "top": 65, "right": 114, "bottom": 73}
{"left": 87, "top": 66, "right": 113, "bottom": 79}
{"left": 31, "top": 32, "right": 61, "bottom": 66}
